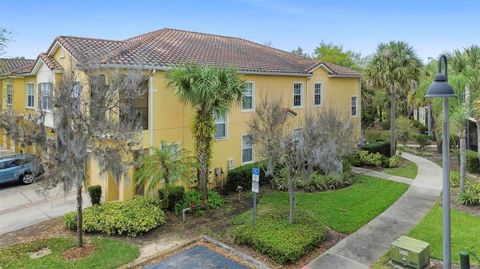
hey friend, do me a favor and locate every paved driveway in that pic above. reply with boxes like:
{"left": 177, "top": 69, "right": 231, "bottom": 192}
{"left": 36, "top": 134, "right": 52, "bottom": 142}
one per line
{"left": 0, "top": 180, "right": 90, "bottom": 235}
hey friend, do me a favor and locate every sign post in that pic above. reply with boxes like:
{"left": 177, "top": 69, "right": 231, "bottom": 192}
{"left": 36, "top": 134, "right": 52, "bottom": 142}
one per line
{"left": 252, "top": 167, "right": 260, "bottom": 226}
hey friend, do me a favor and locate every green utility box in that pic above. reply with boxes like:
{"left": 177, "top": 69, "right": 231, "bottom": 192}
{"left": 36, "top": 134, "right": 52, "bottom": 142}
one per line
{"left": 390, "top": 236, "right": 430, "bottom": 269}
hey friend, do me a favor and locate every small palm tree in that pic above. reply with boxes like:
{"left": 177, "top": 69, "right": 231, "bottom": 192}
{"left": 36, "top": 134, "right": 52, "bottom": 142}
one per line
{"left": 167, "top": 63, "right": 246, "bottom": 201}
{"left": 135, "top": 142, "right": 196, "bottom": 208}
{"left": 364, "top": 41, "right": 422, "bottom": 156}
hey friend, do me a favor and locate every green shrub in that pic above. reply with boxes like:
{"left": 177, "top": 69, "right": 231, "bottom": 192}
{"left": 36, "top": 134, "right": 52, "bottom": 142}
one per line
{"left": 396, "top": 116, "right": 415, "bottom": 146}
{"left": 63, "top": 196, "right": 166, "bottom": 236}
{"left": 359, "top": 150, "right": 384, "bottom": 167}
{"left": 345, "top": 152, "right": 362, "bottom": 166}
{"left": 380, "top": 121, "right": 391, "bottom": 130}
{"left": 232, "top": 209, "right": 326, "bottom": 264}
{"left": 388, "top": 155, "right": 401, "bottom": 168}
{"left": 459, "top": 181, "right": 480, "bottom": 206}
{"left": 450, "top": 171, "right": 460, "bottom": 187}
{"left": 415, "top": 134, "right": 431, "bottom": 151}
{"left": 174, "top": 190, "right": 224, "bottom": 213}
{"left": 226, "top": 161, "right": 269, "bottom": 193}
{"left": 87, "top": 185, "right": 102, "bottom": 205}
{"left": 159, "top": 185, "right": 185, "bottom": 211}
{"left": 466, "top": 150, "right": 480, "bottom": 174}
{"left": 411, "top": 119, "right": 428, "bottom": 134}
{"left": 360, "top": 140, "right": 391, "bottom": 157}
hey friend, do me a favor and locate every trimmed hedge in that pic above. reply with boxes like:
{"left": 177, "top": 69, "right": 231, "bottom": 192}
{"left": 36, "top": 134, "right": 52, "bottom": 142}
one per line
{"left": 64, "top": 196, "right": 165, "bottom": 236}
{"left": 159, "top": 185, "right": 185, "bottom": 211}
{"left": 466, "top": 150, "right": 480, "bottom": 174}
{"left": 87, "top": 185, "right": 102, "bottom": 205}
{"left": 232, "top": 209, "right": 326, "bottom": 264}
{"left": 225, "top": 161, "right": 270, "bottom": 193}
{"left": 360, "top": 140, "right": 391, "bottom": 157}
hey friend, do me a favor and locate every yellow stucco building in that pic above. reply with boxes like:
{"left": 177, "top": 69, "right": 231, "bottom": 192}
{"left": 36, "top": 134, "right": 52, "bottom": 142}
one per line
{"left": 0, "top": 28, "right": 361, "bottom": 201}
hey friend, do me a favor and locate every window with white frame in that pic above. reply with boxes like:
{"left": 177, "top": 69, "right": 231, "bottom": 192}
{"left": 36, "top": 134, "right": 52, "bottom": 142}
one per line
{"left": 26, "top": 83, "right": 35, "bottom": 108}
{"left": 314, "top": 83, "right": 323, "bottom": 106}
{"left": 351, "top": 96, "right": 358, "bottom": 116}
{"left": 71, "top": 82, "right": 81, "bottom": 113}
{"left": 6, "top": 84, "right": 12, "bottom": 105}
{"left": 242, "top": 82, "right": 254, "bottom": 111}
{"left": 214, "top": 111, "right": 227, "bottom": 139}
{"left": 292, "top": 128, "right": 303, "bottom": 144}
{"left": 241, "top": 135, "right": 253, "bottom": 163}
{"left": 38, "top": 82, "right": 53, "bottom": 111}
{"left": 293, "top": 83, "right": 303, "bottom": 107}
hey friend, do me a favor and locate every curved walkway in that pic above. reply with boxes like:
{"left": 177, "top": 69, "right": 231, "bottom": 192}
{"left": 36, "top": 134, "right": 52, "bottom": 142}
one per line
{"left": 304, "top": 152, "right": 442, "bottom": 269}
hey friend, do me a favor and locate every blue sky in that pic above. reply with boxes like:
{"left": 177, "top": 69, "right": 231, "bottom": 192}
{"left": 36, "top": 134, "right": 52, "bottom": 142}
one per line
{"left": 0, "top": 0, "right": 479, "bottom": 62}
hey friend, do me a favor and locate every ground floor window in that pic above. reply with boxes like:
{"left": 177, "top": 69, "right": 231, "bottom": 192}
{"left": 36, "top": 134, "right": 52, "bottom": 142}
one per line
{"left": 241, "top": 135, "right": 253, "bottom": 163}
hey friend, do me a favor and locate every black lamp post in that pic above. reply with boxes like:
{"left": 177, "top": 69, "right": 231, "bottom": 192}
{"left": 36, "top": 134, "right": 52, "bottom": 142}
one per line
{"left": 425, "top": 55, "right": 456, "bottom": 269}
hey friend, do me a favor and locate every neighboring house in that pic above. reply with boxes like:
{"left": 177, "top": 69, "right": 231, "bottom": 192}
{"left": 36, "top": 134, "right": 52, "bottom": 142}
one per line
{"left": 0, "top": 28, "right": 361, "bottom": 201}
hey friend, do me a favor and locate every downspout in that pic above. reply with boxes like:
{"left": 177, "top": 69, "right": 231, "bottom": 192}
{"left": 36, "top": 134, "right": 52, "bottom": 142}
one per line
{"left": 305, "top": 76, "right": 310, "bottom": 124}
{"left": 149, "top": 70, "right": 155, "bottom": 154}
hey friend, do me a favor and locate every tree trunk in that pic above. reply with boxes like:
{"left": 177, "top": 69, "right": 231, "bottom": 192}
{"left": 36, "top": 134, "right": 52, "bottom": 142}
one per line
{"left": 288, "top": 175, "right": 295, "bottom": 224}
{"left": 459, "top": 130, "right": 467, "bottom": 193}
{"left": 390, "top": 90, "right": 397, "bottom": 156}
{"left": 428, "top": 104, "right": 433, "bottom": 136}
{"left": 76, "top": 184, "right": 84, "bottom": 248}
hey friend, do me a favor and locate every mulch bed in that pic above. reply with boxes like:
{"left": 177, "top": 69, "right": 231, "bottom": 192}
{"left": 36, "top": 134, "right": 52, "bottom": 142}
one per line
{"left": 63, "top": 243, "right": 96, "bottom": 260}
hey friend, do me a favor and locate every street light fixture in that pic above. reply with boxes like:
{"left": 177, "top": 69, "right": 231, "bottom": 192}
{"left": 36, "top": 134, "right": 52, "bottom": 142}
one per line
{"left": 425, "top": 54, "right": 456, "bottom": 269}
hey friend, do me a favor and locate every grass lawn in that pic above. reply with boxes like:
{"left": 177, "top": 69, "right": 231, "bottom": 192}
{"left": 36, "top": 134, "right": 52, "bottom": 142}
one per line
{"left": 0, "top": 237, "right": 139, "bottom": 269}
{"left": 409, "top": 205, "right": 480, "bottom": 264}
{"left": 365, "top": 128, "right": 391, "bottom": 141}
{"left": 383, "top": 158, "right": 418, "bottom": 179}
{"left": 236, "top": 175, "right": 408, "bottom": 235}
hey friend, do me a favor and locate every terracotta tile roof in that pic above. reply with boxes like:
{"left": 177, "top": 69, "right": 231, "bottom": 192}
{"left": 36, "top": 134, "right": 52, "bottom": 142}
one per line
{"left": 0, "top": 58, "right": 35, "bottom": 76}
{"left": 54, "top": 28, "right": 360, "bottom": 77}
{"left": 38, "top": 53, "right": 63, "bottom": 71}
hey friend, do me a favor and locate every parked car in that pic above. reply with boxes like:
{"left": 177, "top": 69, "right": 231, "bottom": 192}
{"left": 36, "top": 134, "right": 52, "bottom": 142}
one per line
{"left": 0, "top": 157, "right": 36, "bottom": 185}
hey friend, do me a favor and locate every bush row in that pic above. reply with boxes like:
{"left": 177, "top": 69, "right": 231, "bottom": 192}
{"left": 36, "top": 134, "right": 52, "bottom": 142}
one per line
{"left": 64, "top": 196, "right": 166, "bottom": 237}
{"left": 346, "top": 150, "right": 400, "bottom": 169}
{"left": 225, "top": 161, "right": 270, "bottom": 193}
{"left": 360, "top": 140, "right": 391, "bottom": 157}
{"left": 466, "top": 150, "right": 480, "bottom": 174}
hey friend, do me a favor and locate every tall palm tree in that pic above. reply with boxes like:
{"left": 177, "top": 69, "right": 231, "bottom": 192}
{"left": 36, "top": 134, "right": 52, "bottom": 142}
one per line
{"left": 167, "top": 63, "right": 246, "bottom": 201}
{"left": 135, "top": 142, "right": 196, "bottom": 208}
{"left": 364, "top": 41, "right": 422, "bottom": 156}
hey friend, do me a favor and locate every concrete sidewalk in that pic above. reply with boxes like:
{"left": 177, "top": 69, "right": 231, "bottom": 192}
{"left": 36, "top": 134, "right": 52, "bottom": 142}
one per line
{"left": 0, "top": 183, "right": 90, "bottom": 235}
{"left": 305, "top": 152, "right": 442, "bottom": 269}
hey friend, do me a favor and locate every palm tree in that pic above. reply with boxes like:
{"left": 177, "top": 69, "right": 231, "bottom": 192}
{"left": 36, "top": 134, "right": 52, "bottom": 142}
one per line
{"left": 364, "top": 41, "right": 422, "bottom": 156}
{"left": 135, "top": 142, "right": 195, "bottom": 208}
{"left": 167, "top": 63, "right": 246, "bottom": 201}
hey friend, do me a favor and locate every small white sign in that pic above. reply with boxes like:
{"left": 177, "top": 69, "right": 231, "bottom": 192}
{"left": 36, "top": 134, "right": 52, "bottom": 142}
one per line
{"left": 252, "top": 181, "right": 259, "bottom": 193}
{"left": 252, "top": 167, "right": 260, "bottom": 193}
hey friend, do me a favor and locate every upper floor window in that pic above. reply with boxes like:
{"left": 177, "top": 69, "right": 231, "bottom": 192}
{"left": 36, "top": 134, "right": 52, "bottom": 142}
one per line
{"left": 38, "top": 82, "right": 53, "bottom": 111}
{"left": 351, "top": 96, "right": 358, "bottom": 117}
{"left": 26, "top": 83, "right": 35, "bottom": 108}
{"left": 214, "top": 111, "right": 227, "bottom": 139}
{"left": 6, "top": 84, "right": 12, "bottom": 105}
{"left": 314, "top": 83, "right": 323, "bottom": 106}
{"left": 293, "top": 83, "right": 303, "bottom": 108}
{"left": 241, "top": 134, "right": 253, "bottom": 163}
{"left": 242, "top": 82, "right": 254, "bottom": 111}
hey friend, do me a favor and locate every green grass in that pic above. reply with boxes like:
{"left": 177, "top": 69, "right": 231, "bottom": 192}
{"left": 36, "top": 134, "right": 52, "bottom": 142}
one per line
{"left": 232, "top": 209, "right": 326, "bottom": 264}
{"left": 365, "top": 128, "right": 391, "bottom": 141}
{"left": 0, "top": 237, "right": 139, "bottom": 269}
{"left": 383, "top": 158, "right": 418, "bottom": 179}
{"left": 409, "top": 205, "right": 480, "bottom": 265}
{"left": 238, "top": 175, "right": 408, "bottom": 234}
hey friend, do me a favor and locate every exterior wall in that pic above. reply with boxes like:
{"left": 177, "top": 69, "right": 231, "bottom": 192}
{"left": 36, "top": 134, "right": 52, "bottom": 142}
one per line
{"left": 144, "top": 68, "right": 361, "bottom": 191}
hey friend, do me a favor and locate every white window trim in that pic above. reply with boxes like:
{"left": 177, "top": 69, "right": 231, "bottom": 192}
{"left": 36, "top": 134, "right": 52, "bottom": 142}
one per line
{"left": 6, "top": 83, "right": 13, "bottom": 105}
{"left": 351, "top": 95, "right": 358, "bottom": 117}
{"left": 214, "top": 112, "right": 228, "bottom": 141}
{"left": 293, "top": 82, "right": 303, "bottom": 108}
{"left": 241, "top": 81, "right": 255, "bottom": 112}
{"left": 26, "top": 82, "right": 35, "bottom": 109}
{"left": 38, "top": 82, "right": 53, "bottom": 112}
{"left": 241, "top": 133, "right": 254, "bottom": 164}
{"left": 313, "top": 82, "right": 324, "bottom": 107}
